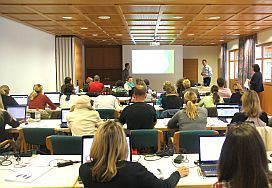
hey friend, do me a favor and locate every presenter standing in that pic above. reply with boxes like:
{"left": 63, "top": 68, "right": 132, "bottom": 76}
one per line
{"left": 201, "top": 59, "right": 212, "bottom": 86}
{"left": 122, "top": 63, "right": 130, "bottom": 82}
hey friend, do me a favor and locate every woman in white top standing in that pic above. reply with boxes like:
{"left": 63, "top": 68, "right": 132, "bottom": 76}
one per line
{"left": 94, "top": 88, "right": 121, "bottom": 112}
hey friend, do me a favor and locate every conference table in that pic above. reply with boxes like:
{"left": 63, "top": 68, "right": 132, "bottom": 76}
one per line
{"left": 1, "top": 152, "right": 272, "bottom": 187}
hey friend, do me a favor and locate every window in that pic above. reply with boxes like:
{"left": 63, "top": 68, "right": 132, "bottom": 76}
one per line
{"left": 229, "top": 49, "right": 239, "bottom": 80}
{"left": 256, "top": 44, "right": 272, "bottom": 82}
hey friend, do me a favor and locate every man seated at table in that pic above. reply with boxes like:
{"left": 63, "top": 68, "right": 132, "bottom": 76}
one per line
{"left": 119, "top": 84, "right": 157, "bottom": 130}
{"left": 88, "top": 75, "right": 104, "bottom": 93}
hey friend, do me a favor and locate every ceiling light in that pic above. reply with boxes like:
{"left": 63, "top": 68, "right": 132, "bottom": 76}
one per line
{"left": 252, "top": 27, "right": 260, "bottom": 30}
{"left": 81, "top": 27, "right": 88, "bottom": 30}
{"left": 210, "top": 43, "right": 215, "bottom": 44}
{"left": 102, "top": 40, "right": 107, "bottom": 42}
{"left": 172, "top": 16, "right": 183, "bottom": 19}
{"left": 207, "top": 16, "right": 221, "bottom": 20}
{"left": 62, "top": 16, "right": 73, "bottom": 19}
{"left": 98, "top": 16, "right": 111, "bottom": 20}
{"left": 233, "top": 33, "right": 240, "bottom": 35}
{"left": 187, "top": 33, "right": 195, "bottom": 36}
{"left": 219, "top": 39, "right": 224, "bottom": 42}
{"left": 115, "top": 34, "right": 123, "bottom": 36}
{"left": 92, "top": 34, "right": 98, "bottom": 37}
{"left": 169, "top": 26, "right": 176, "bottom": 29}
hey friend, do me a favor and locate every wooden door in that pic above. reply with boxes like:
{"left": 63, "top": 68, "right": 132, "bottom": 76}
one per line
{"left": 183, "top": 59, "right": 198, "bottom": 83}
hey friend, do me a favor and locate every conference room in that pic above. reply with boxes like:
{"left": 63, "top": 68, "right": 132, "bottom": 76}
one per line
{"left": 1, "top": 0, "right": 272, "bottom": 187}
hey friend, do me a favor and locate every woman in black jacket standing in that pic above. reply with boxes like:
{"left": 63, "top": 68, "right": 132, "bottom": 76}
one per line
{"left": 250, "top": 64, "right": 264, "bottom": 93}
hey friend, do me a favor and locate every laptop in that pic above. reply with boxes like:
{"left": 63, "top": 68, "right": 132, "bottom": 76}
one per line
{"left": 44, "top": 92, "right": 61, "bottom": 105}
{"left": 60, "top": 108, "right": 70, "bottom": 128}
{"left": 81, "top": 135, "right": 132, "bottom": 164}
{"left": 198, "top": 135, "right": 226, "bottom": 177}
{"left": 74, "top": 86, "right": 79, "bottom": 94}
{"left": 216, "top": 104, "right": 240, "bottom": 122}
{"left": 10, "top": 95, "right": 28, "bottom": 105}
{"left": 6, "top": 105, "right": 27, "bottom": 121}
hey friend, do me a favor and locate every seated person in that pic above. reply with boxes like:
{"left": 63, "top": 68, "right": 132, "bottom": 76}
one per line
{"left": 213, "top": 123, "right": 270, "bottom": 188}
{"left": 0, "top": 85, "right": 18, "bottom": 110}
{"left": 167, "top": 91, "right": 207, "bottom": 130}
{"left": 176, "top": 78, "right": 185, "bottom": 97}
{"left": 230, "top": 90, "right": 268, "bottom": 126}
{"left": 198, "top": 85, "right": 224, "bottom": 108}
{"left": 83, "top": 77, "right": 93, "bottom": 92}
{"left": 229, "top": 82, "right": 243, "bottom": 104}
{"left": 112, "top": 80, "right": 128, "bottom": 97}
{"left": 28, "top": 84, "right": 56, "bottom": 110}
{"left": 0, "top": 107, "right": 20, "bottom": 143}
{"left": 217, "top": 77, "right": 231, "bottom": 98}
{"left": 61, "top": 77, "right": 74, "bottom": 94}
{"left": 119, "top": 84, "right": 157, "bottom": 130}
{"left": 159, "top": 80, "right": 172, "bottom": 102}
{"left": 88, "top": 75, "right": 104, "bottom": 93}
{"left": 60, "top": 83, "right": 78, "bottom": 108}
{"left": 79, "top": 120, "right": 189, "bottom": 188}
{"left": 124, "top": 76, "right": 135, "bottom": 96}
{"left": 93, "top": 88, "right": 121, "bottom": 112}
{"left": 181, "top": 79, "right": 200, "bottom": 101}
{"left": 66, "top": 95, "right": 102, "bottom": 136}
{"left": 161, "top": 85, "right": 183, "bottom": 110}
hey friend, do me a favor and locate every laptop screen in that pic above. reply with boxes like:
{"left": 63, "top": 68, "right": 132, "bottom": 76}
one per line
{"left": 11, "top": 95, "right": 28, "bottom": 105}
{"left": 199, "top": 136, "right": 226, "bottom": 162}
{"left": 44, "top": 92, "right": 60, "bottom": 104}
{"left": 216, "top": 104, "right": 240, "bottom": 117}
{"left": 61, "top": 108, "right": 70, "bottom": 123}
{"left": 6, "top": 106, "right": 26, "bottom": 120}
{"left": 82, "top": 136, "right": 131, "bottom": 164}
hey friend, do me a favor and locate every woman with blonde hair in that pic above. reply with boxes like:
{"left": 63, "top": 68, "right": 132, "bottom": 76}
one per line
{"left": 79, "top": 120, "right": 189, "bottom": 188}
{"left": 181, "top": 79, "right": 200, "bottom": 100}
{"left": 167, "top": 91, "right": 207, "bottom": 130}
{"left": 0, "top": 85, "right": 18, "bottom": 110}
{"left": 161, "top": 85, "right": 183, "bottom": 110}
{"left": 230, "top": 90, "right": 268, "bottom": 126}
{"left": 28, "top": 84, "right": 56, "bottom": 110}
{"left": 229, "top": 82, "right": 243, "bottom": 104}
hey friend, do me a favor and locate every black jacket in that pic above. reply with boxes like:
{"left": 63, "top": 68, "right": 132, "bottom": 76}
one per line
{"left": 250, "top": 72, "right": 264, "bottom": 92}
{"left": 79, "top": 160, "right": 180, "bottom": 188}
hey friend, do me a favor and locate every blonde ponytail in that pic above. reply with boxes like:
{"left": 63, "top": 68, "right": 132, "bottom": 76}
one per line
{"left": 184, "top": 91, "right": 198, "bottom": 120}
{"left": 0, "top": 95, "right": 4, "bottom": 109}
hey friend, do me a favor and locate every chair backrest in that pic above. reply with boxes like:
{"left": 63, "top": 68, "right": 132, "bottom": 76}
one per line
{"left": 21, "top": 128, "right": 55, "bottom": 146}
{"left": 130, "top": 129, "right": 163, "bottom": 152}
{"left": 96, "top": 109, "right": 116, "bottom": 119}
{"left": 46, "top": 135, "right": 82, "bottom": 155}
{"left": 160, "top": 109, "right": 180, "bottom": 118}
{"left": 256, "top": 126, "right": 272, "bottom": 151}
{"left": 173, "top": 130, "right": 218, "bottom": 153}
{"left": 206, "top": 107, "right": 218, "bottom": 117}
{"left": 223, "top": 98, "right": 230, "bottom": 104}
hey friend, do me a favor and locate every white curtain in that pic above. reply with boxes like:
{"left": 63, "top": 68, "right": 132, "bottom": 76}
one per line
{"left": 55, "top": 36, "right": 75, "bottom": 91}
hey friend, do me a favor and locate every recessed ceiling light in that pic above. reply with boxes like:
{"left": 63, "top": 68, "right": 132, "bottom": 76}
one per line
{"left": 172, "top": 16, "right": 183, "bottom": 19}
{"left": 81, "top": 27, "right": 88, "bottom": 30}
{"left": 207, "top": 16, "right": 221, "bottom": 20}
{"left": 233, "top": 33, "right": 240, "bottom": 35}
{"left": 115, "top": 34, "right": 123, "bottom": 36}
{"left": 187, "top": 33, "right": 195, "bottom": 36}
{"left": 98, "top": 16, "right": 111, "bottom": 20}
{"left": 62, "top": 16, "right": 73, "bottom": 19}
{"left": 102, "top": 40, "right": 107, "bottom": 42}
{"left": 210, "top": 43, "right": 215, "bottom": 44}
{"left": 169, "top": 26, "right": 176, "bottom": 29}
{"left": 92, "top": 34, "right": 98, "bottom": 37}
{"left": 219, "top": 39, "right": 224, "bottom": 42}
{"left": 252, "top": 27, "right": 260, "bottom": 30}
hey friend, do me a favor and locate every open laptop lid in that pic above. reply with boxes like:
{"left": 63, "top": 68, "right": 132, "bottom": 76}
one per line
{"left": 81, "top": 134, "right": 132, "bottom": 164}
{"left": 199, "top": 135, "right": 226, "bottom": 163}
{"left": 216, "top": 103, "right": 240, "bottom": 118}
{"left": 44, "top": 92, "right": 60, "bottom": 105}
{"left": 6, "top": 105, "right": 26, "bottom": 121}
{"left": 61, "top": 108, "right": 70, "bottom": 124}
{"left": 10, "top": 95, "right": 28, "bottom": 105}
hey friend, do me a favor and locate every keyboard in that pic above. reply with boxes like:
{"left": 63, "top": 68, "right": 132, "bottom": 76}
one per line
{"left": 201, "top": 165, "right": 216, "bottom": 172}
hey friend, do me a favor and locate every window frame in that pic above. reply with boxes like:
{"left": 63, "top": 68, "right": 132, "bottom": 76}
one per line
{"left": 256, "top": 43, "right": 272, "bottom": 83}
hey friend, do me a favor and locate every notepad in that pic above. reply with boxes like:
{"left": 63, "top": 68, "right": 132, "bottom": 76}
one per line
{"left": 5, "top": 166, "right": 52, "bottom": 183}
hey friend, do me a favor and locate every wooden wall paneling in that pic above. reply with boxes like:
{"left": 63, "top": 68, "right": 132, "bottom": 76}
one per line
{"left": 259, "top": 83, "right": 272, "bottom": 116}
{"left": 74, "top": 37, "right": 84, "bottom": 87}
{"left": 183, "top": 59, "right": 198, "bottom": 82}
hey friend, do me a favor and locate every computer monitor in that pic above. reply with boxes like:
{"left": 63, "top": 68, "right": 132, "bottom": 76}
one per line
{"left": 10, "top": 95, "right": 28, "bottom": 105}
{"left": 216, "top": 104, "right": 240, "bottom": 118}
{"left": 81, "top": 135, "right": 131, "bottom": 164}
{"left": 44, "top": 92, "right": 60, "bottom": 104}
{"left": 61, "top": 108, "right": 70, "bottom": 124}
{"left": 74, "top": 86, "right": 79, "bottom": 94}
{"left": 6, "top": 105, "right": 26, "bottom": 121}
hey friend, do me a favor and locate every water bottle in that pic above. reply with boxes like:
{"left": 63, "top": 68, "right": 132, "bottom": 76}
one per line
{"left": 35, "top": 109, "right": 41, "bottom": 121}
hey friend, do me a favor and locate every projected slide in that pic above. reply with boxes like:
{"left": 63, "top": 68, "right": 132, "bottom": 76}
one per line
{"left": 132, "top": 50, "right": 174, "bottom": 74}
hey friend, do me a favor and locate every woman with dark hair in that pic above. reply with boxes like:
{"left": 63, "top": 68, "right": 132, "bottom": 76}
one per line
{"left": 61, "top": 77, "right": 74, "bottom": 94}
{"left": 79, "top": 120, "right": 189, "bottom": 188}
{"left": 112, "top": 80, "right": 128, "bottom": 96}
{"left": 176, "top": 78, "right": 185, "bottom": 97}
{"left": 213, "top": 123, "right": 270, "bottom": 188}
{"left": 198, "top": 85, "right": 224, "bottom": 108}
{"left": 60, "top": 83, "right": 78, "bottom": 108}
{"left": 250, "top": 64, "right": 264, "bottom": 93}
